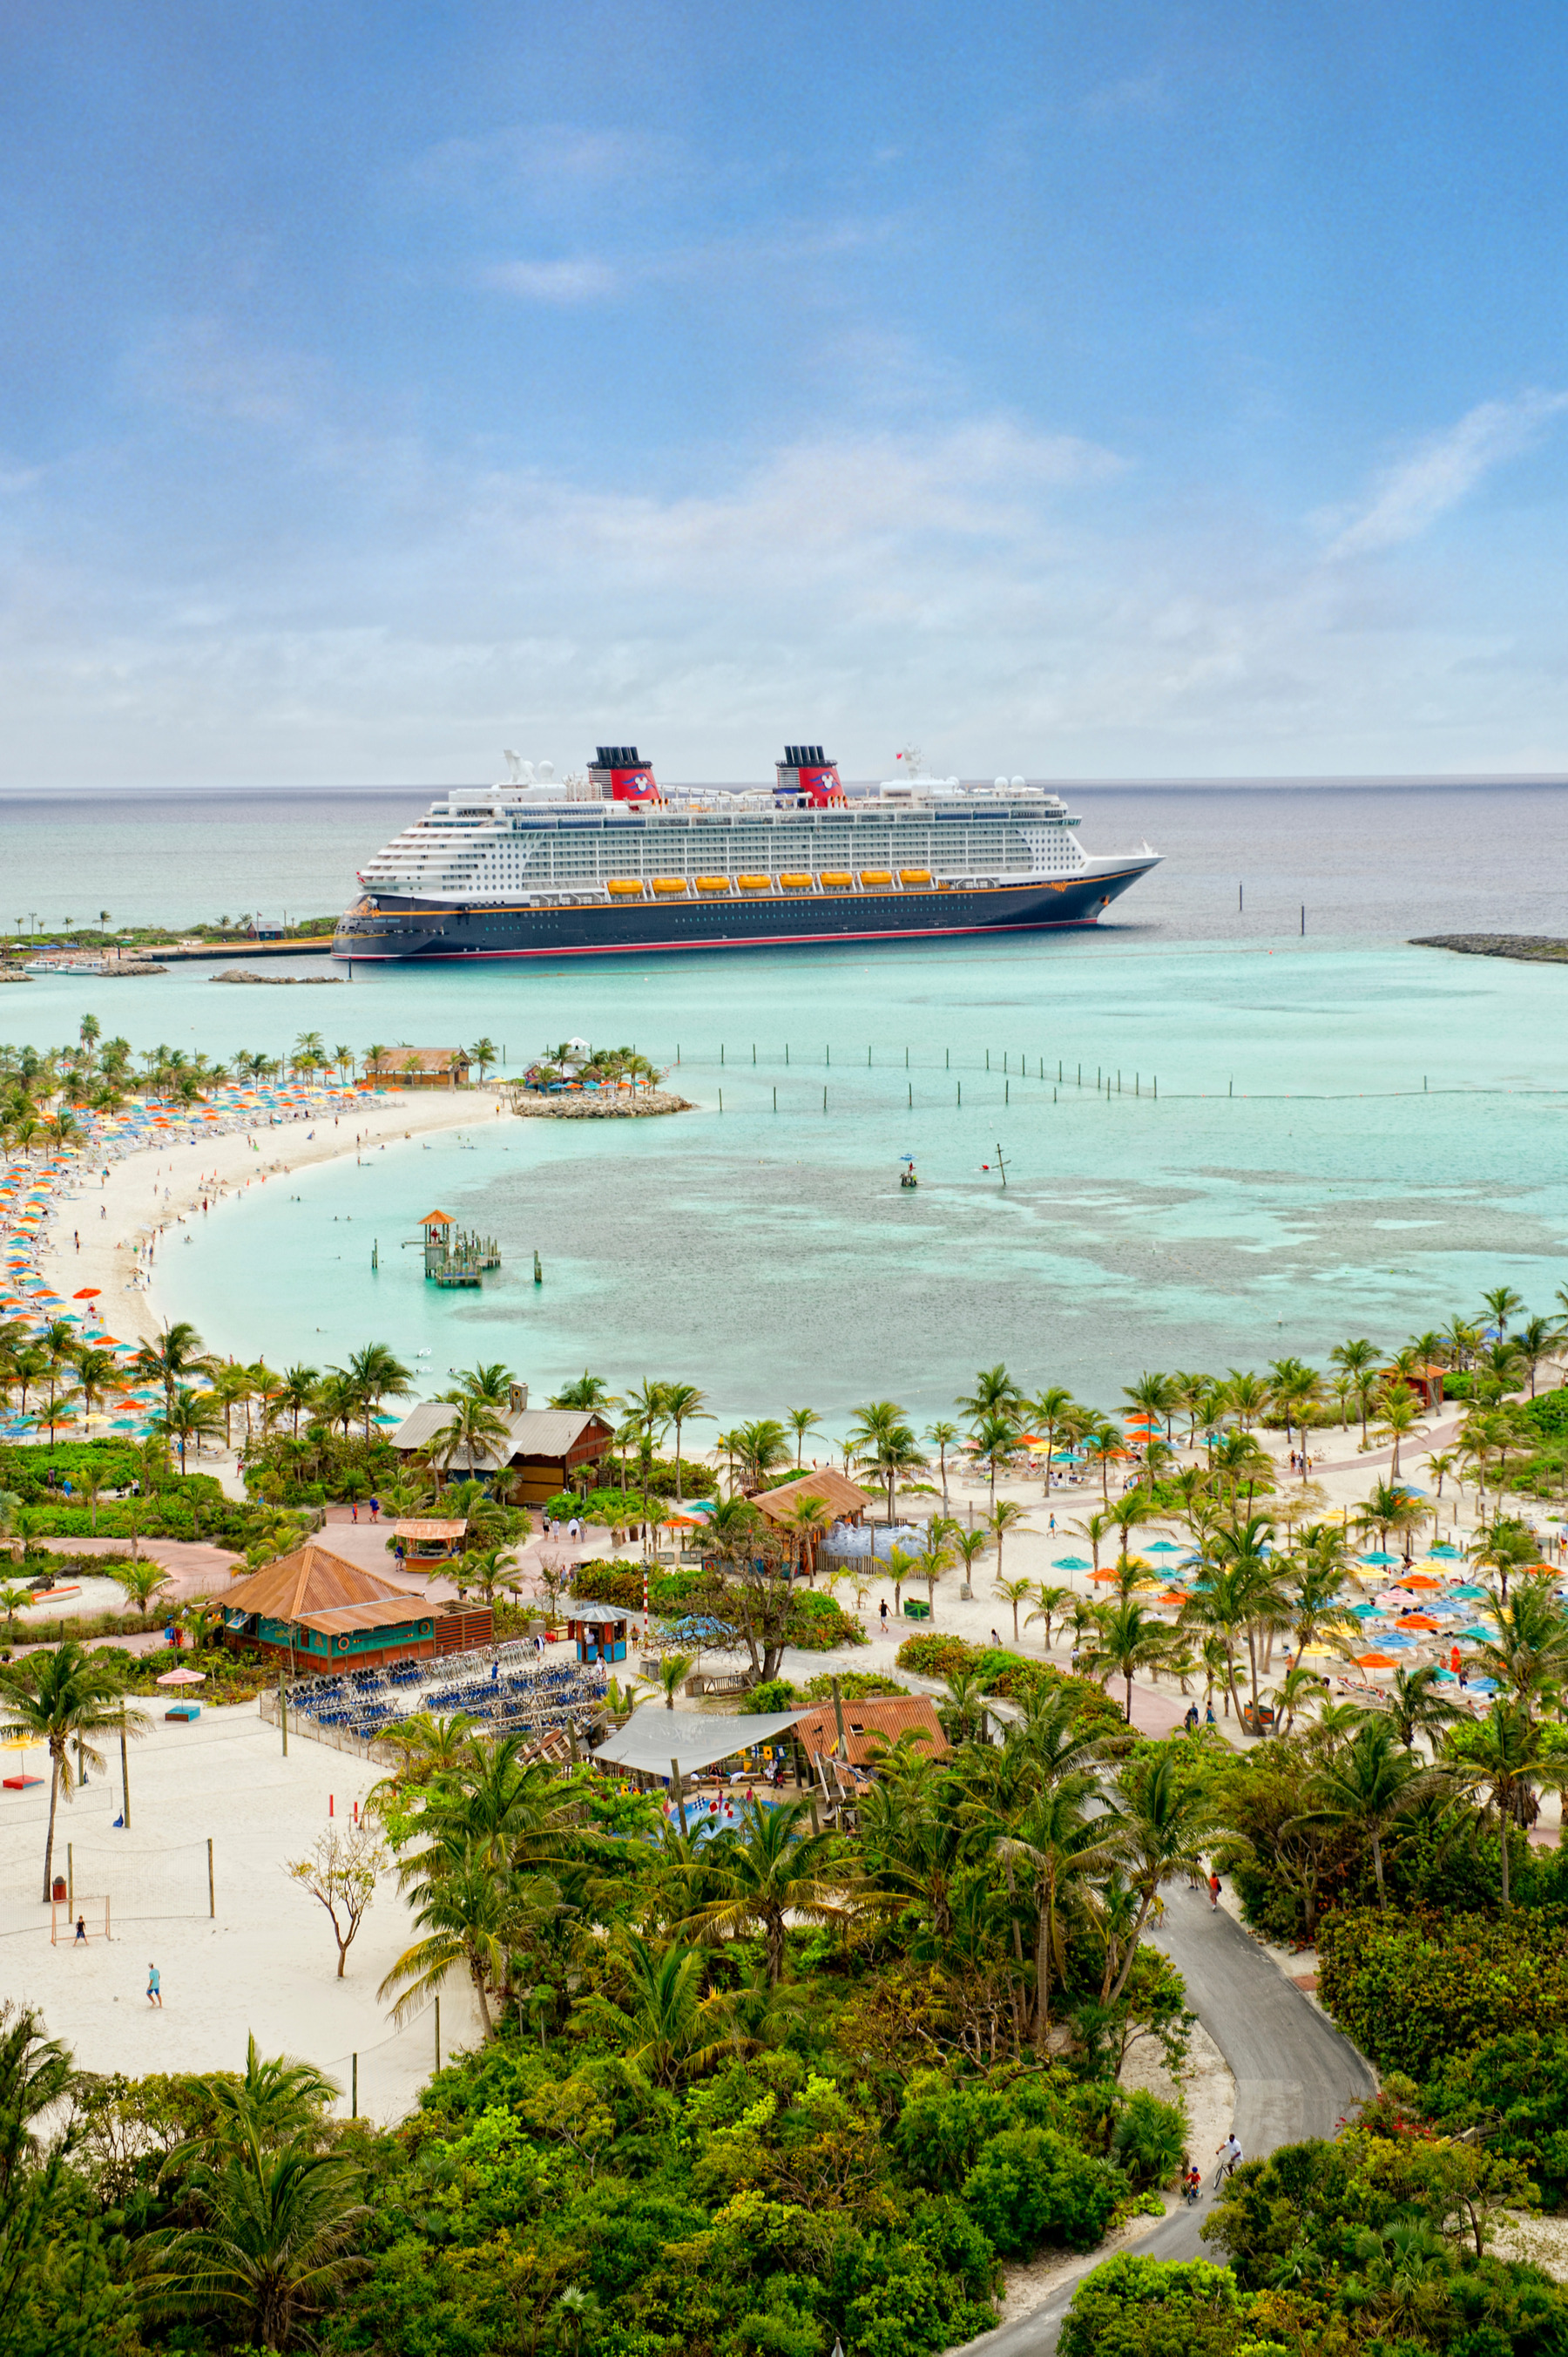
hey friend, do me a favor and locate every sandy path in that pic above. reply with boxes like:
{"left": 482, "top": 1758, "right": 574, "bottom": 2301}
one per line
{"left": 32, "top": 1086, "right": 506, "bottom": 1345}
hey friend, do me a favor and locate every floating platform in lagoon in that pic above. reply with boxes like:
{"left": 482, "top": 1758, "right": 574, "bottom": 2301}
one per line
{"left": 406, "top": 1207, "right": 501, "bottom": 1288}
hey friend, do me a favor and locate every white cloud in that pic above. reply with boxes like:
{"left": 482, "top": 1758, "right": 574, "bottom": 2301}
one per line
{"left": 481, "top": 257, "right": 620, "bottom": 303}
{"left": 1321, "top": 389, "right": 1568, "bottom": 560}
{"left": 122, "top": 318, "right": 328, "bottom": 428}
{"left": 10, "top": 369, "right": 1568, "bottom": 787}
{"left": 481, "top": 217, "right": 891, "bottom": 306}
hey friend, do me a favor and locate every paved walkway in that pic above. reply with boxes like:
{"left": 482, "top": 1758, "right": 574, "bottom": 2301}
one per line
{"left": 953, "top": 1884, "right": 1376, "bottom": 2355}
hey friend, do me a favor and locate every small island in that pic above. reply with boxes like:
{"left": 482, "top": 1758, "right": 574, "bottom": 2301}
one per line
{"left": 1410, "top": 933, "right": 1568, "bottom": 963}
{"left": 506, "top": 1035, "right": 694, "bottom": 1117}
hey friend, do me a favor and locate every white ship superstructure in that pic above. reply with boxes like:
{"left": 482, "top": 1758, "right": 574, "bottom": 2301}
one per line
{"left": 335, "top": 745, "right": 1159, "bottom": 961}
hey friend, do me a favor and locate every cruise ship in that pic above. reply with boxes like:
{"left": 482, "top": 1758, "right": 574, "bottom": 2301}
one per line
{"left": 332, "top": 746, "right": 1160, "bottom": 962}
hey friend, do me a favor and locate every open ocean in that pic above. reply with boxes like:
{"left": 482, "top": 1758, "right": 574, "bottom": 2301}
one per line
{"left": 6, "top": 779, "right": 1566, "bottom": 1425}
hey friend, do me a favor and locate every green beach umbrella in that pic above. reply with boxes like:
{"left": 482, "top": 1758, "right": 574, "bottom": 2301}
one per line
{"left": 1053, "top": 1556, "right": 1092, "bottom": 1570}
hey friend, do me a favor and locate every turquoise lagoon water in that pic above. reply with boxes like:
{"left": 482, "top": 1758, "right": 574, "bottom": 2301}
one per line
{"left": 17, "top": 922, "right": 1567, "bottom": 1426}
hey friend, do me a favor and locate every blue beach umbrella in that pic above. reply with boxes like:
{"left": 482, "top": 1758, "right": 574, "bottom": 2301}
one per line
{"left": 1360, "top": 1552, "right": 1400, "bottom": 1567}
{"left": 1053, "top": 1556, "right": 1092, "bottom": 1570}
{"left": 1146, "top": 1540, "right": 1182, "bottom": 1553}
{"left": 1449, "top": 1585, "right": 1487, "bottom": 1601}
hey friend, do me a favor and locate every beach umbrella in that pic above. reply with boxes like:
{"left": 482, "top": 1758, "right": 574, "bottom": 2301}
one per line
{"left": 1449, "top": 1585, "right": 1487, "bottom": 1601}
{"left": 1146, "top": 1540, "right": 1182, "bottom": 1553}
{"left": 1429, "top": 1542, "right": 1462, "bottom": 1557}
{"left": 1400, "top": 1573, "right": 1443, "bottom": 1588}
{"left": 1396, "top": 1614, "right": 1441, "bottom": 1630}
{"left": 1052, "top": 1555, "right": 1092, "bottom": 1570}
{"left": 1356, "top": 1651, "right": 1401, "bottom": 1670}
{"left": 155, "top": 1667, "right": 206, "bottom": 1686}
{"left": 72, "top": 1287, "right": 100, "bottom": 1300}
{"left": 1456, "top": 1625, "right": 1490, "bottom": 1641}
{"left": 1360, "top": 1552, "right": 1400, "bottom": 1567}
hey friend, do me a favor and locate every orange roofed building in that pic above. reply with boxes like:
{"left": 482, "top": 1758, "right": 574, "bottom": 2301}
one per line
{"left": 219, "top": 1539, "right": 490, "bottom": 1672}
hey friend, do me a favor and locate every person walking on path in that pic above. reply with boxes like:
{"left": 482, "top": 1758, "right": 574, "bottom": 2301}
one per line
{"left": 1208, "top": 1871, "right": 1222, "bottom": 1913}
{"left": 146, "top": 1963, "right": 162, "bottom": 2007}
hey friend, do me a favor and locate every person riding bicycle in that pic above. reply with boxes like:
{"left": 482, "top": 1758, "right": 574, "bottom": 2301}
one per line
{"left": 1214, "top": 2132, "right": 1242, "bottom": 2181}
{"left": 1183, "top": 2163, "right": 1202, "bottom": 2204}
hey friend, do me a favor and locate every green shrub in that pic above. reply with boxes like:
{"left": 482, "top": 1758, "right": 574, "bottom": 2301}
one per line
{"left": 962, "top": 2127, "right": 1121, "bottom": 2255}
{"left": 1422, "top": 2029, "right": 1568, "bottom": 2208}
{"left": 803, "top": 1670, "right": 907, "bottom": 1701}
{"left": 750, "top": 1678, "right": 800, "bottom": 1711}
{"left": 785, "top": 1588, "right": 866, "bottom": 1650}
{"left": 1059, "top": 2256, "right": 1250, "bottom": 2357}
{"left": 1318, "top": 1907, "right": 1568, "bottom": 2079}
{"left": 1111, "top": 2089, "right": 1188, "bottom": 2191}
{"left": 896, "top": 1632, "right": 982, "bottom": 1677}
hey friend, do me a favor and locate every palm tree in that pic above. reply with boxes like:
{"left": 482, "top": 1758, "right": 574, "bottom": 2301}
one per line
{"left": 429, "top": 1395, "right": 511, "bottom": 1487}
{"left": 994, "top": 1778, "right": 1119, "bottom": 2049}
{"left": 1080, "top": 1598, "right": 1172, "bottom": 1722}
{"left": 1372, "top": 1663, "right": 1466, "bottom": 1756}
{"left": 950, "top": 1526, "right": 990, "bottom": 1597}
{"left": 1480, "top": 1283, "right": 1526, "bottom": 1338}
{"left": 987, "top": 1497, "right": 1026, "bottom": 1588}
{"left": 1448, "top": 1700, "right": 1567, "bottom": 1909}
{"left": 1292, "top": 1719, "right": 1445, "bottom": 1907}
{"left": 923, "top": 1420, "right": 957, "bottom": 1510}
{"left": 616, "top": 1934, "right": 725, "bottom": 2086}
{"left": 956, "top": 1364, "right": 1024, "bottom": 1426}
{"left": 1355, "top": 1480, "right": 1427, "bottom": 1564}
{"left": 995, "top": 1574, "right": 1035, "bottom": 1645}
{"left": 0, "top": 1581, "right": 31, "bottom": 1640}
{"left": 1512, "top": 1314, "right": 1566, "bottom": 1398}
{"left": 116, "top": 1561, "right": 174, "bottom": 1623}
{"left": 133, "top": 1320, "right": 207, "bottom": 1413}
{"left": 151, "top": 2135, "right": 368, "bottom": 2350}
{"left": 1080, "top": 1420, "right": 1126, "bottom": 1503}
{"left": 1124, "top": 1370, "right": 1179, "bottom": 1444}
{"left": 848, "top": 1400, "right": 923, "bottom": 1525}
{"left": 345, "top": 1343, "right": 413, "bottom": 1443}
{"left": 275, "top": 1365, "right": 320, "bottom": 1439}
{"left": 970, "top": 1412, "right": 1019, "bottom": 1504}
{"left": 1099, "top": 1753, "right": 1218, "bottom": 2002}
{"left": 549, "top": 1370, "right": 615, "bottom": 1411}
{"left": 1028, "top": 1387, "right": 1076, "bottom": 1493}
{"left": 378, "top": 1849, "right": 517, "bottom": 2035}
{"left": 1224, "top": 1369, "right": 1269, "bottom": 1432}
{"left": 1372, "top": 1383, "right": 1424, "bottom": 1478}
{"left": 375, "top": 1712, "right": 479, "bottom": 1791}
{"left": 1024, "top": 1581, "right": 1071, "bottom": 1652}
{"left": 1071, "top": 1508, "right": 1113, "bottom": 1573}
{"left": 656, "top": 1654, "right": 693, "bottom": 1708}
{"left": 913, "top": 1533, "right": 953, "bottom": 1613}
{"left": 681, "top": 1795, "right": 843, "bottom": 1983}
{"left": 786, "top": 1405, "right": 821, "bottom": 1467}
{"left": 467, "top": 1036, "right": 499, "bottom": 1082}
{"left": 660, "top": 1382, "right": 710, "bottom": 1502}
{"left": 0, "top": 1639, "right": 147, "bottom": 1900}
{"left": 155, "top": 1384, "right": 225, "bottom": 1475}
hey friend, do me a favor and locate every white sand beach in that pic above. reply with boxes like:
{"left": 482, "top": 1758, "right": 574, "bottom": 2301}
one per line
{"left": 30, "top": 1084, "right": 506, "bottom": 1346}
{"left": 0, "top": 1698, "right": 484, "bottom": 2121}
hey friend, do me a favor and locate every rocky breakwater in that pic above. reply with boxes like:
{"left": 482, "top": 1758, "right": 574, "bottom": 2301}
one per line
{"left": 506, "top": 1088, "right": 695, "bottom": 1119}
{"left": 211, "top": 967, "right": 347, "bottom": 985}
{"left": 1410, "top": 933, "right": 1568, "bottom": 963}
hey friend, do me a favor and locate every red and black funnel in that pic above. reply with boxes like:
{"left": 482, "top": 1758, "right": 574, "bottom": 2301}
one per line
{"left": 590, "top": 745, "right": 659, "bottom": 802}
{"left": 775, "top": 744, "right": 844, "bottom": 806}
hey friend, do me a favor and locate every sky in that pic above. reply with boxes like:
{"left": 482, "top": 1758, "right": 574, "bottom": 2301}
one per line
{"left": 5, "top": 0, "right": 1568, "bottom": 787}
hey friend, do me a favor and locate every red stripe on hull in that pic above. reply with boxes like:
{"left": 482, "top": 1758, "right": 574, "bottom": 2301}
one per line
{"left": 336, "top": 914, "right": 1107, "bottom": 962}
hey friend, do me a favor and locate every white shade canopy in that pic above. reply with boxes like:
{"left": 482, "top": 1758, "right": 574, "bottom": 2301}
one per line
{"left": 591, "top": 1705, "right": 808, "bottom": 1778}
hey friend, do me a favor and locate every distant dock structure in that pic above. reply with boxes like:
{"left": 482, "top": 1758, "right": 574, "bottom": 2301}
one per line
{"left": 407, "top": 1207, "right": 502, "bottom": 1288}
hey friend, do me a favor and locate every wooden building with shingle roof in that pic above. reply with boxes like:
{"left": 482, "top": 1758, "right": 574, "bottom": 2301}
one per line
{"left": 219, "top": 1540, "right": 490, "bottom": 1673}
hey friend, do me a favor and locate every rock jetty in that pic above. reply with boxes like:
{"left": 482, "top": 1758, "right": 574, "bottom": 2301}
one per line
{"left": 211, "top": 968, "right": 346, "bottom": 985}
{"left": 1409, "top": 934, "right": 1568, "bottom": 964}
{"left": 506, "top": 1088, "right": 694, "bottom": 1119}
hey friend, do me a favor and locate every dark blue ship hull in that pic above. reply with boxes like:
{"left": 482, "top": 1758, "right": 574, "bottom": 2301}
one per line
{"left": 333, "top": 866, "right": 1154, "bottom": 961}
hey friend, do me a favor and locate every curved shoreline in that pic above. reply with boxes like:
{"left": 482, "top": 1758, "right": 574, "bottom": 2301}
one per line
{"left": 32, "top": 1087, "right": 506, "bottom": 1348}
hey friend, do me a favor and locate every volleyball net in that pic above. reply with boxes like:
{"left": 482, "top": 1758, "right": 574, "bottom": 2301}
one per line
{"left": 60, "top": 1835, "right": 216, "bottom": 1928}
